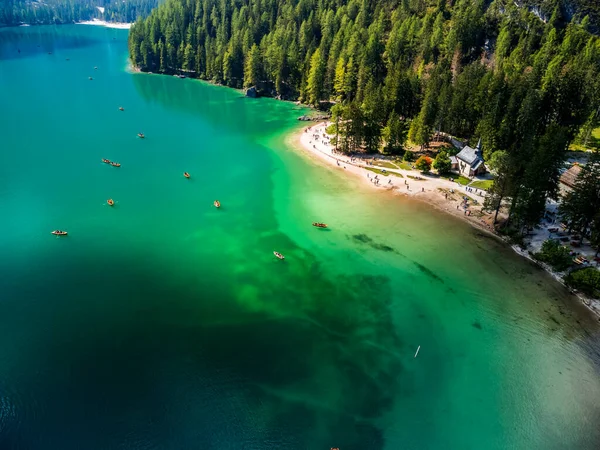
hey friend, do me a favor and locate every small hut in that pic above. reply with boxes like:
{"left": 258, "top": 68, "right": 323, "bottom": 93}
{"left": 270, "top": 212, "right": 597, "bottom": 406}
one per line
{"left": 559, "top": 163, "right": 582, "bottom": 191}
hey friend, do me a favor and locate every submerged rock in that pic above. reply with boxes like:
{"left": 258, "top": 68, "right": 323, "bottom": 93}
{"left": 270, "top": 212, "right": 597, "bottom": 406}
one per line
{"left": 298, "top": 114, "right": 330, "bottom": 121}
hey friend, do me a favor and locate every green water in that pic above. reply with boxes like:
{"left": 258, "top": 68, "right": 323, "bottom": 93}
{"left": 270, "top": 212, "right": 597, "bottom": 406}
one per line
{"left": 1, "top": 25, "right": 600, "bottom": 450}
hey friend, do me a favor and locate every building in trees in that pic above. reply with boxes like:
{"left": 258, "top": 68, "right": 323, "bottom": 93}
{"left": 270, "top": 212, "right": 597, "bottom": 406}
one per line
{"left": 454, "top": 139, "right": 486, "bottom": 178}
{"left": 559, "top": 163, "right": 583, "bottom": 192}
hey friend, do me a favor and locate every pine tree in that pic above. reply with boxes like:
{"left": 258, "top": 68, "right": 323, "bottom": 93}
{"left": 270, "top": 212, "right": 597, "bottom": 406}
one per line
{"left": 333, "top": 57, "right": 346, "bottom": 100}
{"left": 306, "top": 47, "right": 326, "bottom": 105}
{"left": 244, "top": 44, "right": 261, "bottom": 88}
{"left": 382, "top": 112, "right": 408, "bottom": 154}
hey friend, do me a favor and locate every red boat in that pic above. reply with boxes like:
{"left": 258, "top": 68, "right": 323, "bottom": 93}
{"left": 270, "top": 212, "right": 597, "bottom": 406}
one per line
{"left": 214, "top": 200, "right": 221, "bottom": 208}
{"left": 312, "top": 222, "right": 328, "bottom": 228}
{"left": 51, "top": 230, "right": 68, "bottom": 236}
{"left": 184, "top": 172, "right": 190, "bottom": 178}
{"left": 107, "top": 199, "right": 115, "bottom": 206}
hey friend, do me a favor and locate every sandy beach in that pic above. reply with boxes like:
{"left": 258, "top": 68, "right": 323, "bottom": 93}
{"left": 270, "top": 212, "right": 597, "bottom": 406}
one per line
{"left": 78, "top": 19, "right": 131, "bottom": 29}
{"left": 295, "top": 122, "right": 496, "bottom": 234}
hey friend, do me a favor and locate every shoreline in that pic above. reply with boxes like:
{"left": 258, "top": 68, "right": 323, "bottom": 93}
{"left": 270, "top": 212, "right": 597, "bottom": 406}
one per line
{"left": 77, "top": 19, "right": 131, "bottom": 29}
{"left": 294, "top": 122, "right": 496, "bottom": 235}
{"left": 292, "top": 122, "right": 600, "bottom": 318}
{"left": 127, "top": 66, "right": 600, "bottom": 319}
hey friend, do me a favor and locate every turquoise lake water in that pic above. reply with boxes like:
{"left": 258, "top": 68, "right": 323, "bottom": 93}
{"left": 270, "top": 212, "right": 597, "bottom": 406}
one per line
{"left": 1, "top": 25, "right": 600, "bottom": 450}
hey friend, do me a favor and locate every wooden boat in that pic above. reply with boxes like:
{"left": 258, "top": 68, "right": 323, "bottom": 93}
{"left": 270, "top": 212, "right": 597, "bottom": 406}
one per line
{"left": 51, "top": 230, "right": 67, "bottom": 236}
{"left": 119, "top": 107, "right": 124, "bottom": 111}
{"left": 110, "top": 162, "right": 121, "bottom": 167}
{"left": 312, "top": 222, "right": 328, "bottom": 228}
{"left": 107, "top": 199, "right": 114, "bottom": 206}
{"left": 102, "top": 158, "right": 111, "bottom": 164}
{"left": 137, "top": 133, "right": 145, "bottom": 139}
{"left": 214, "top": 200, "right": 221, "bottom": 208}
{"left": 274, "top": 251, "right": 285, "bottom": 260}
{"left": 184, "top": 172, "right": 190, "bottom": 178}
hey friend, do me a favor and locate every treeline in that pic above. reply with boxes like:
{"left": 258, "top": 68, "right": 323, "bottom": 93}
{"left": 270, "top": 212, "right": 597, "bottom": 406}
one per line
{"left": 103, "top": 0, "right": 161, "bottom": 23}
{"left": 520, "top": 0, "right": 600, "bottom": 33}
{"left": 0, "top": 0, "right": 159, "bottom": 27}
{"left": 128, "top": 0, "right": 600, "bottom": 231}
{"left": 0, "top": 0, "right": 97, "bottom": 25}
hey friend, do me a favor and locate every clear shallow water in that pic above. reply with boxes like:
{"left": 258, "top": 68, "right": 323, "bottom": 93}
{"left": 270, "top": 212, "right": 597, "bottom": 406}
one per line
{"left": 1, "top": 25, "right": 600, "bottom": 450}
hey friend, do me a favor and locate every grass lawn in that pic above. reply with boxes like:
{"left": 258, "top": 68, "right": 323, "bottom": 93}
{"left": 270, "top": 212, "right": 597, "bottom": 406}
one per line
{"left": 455, "top": 175, "right": 471, "bottom": 185}
{"left": 441, "top": 174, "right": 470, "bottom": 185}
{"left": 365, "top": 167, "right": 404, "bottom": 178}
{"left": 470, "top": 179, "right": 494, "bottom": 190}
{"left": 392, "top": 160, "right": 413, "bottom": 170}
{"left": 372, "top": 161, "right": 399, "bottom": 169}
{"left": 569, "top": 127, "right": 600, "bottom": 151}
{"left": 569, "top": 143, "right": 590, "bottom": 152}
